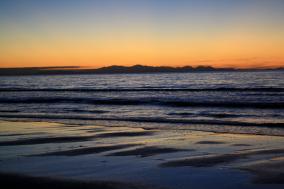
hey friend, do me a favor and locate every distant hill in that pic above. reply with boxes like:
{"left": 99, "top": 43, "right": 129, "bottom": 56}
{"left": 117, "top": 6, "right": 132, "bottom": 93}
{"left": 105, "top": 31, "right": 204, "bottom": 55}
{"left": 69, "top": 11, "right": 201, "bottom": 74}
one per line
{"left": 0, "top": 65, "right": 283, "bottom": 76}
{"left": 94, "top": 65, "right": 230, "bottom": 73}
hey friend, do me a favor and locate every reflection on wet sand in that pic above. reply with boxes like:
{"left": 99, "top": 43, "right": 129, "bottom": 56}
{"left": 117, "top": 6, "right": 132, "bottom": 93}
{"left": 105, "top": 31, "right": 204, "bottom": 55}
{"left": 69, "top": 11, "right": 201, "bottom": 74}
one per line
{"left": 0, "top": 120, "right": 284, "bottom": 188}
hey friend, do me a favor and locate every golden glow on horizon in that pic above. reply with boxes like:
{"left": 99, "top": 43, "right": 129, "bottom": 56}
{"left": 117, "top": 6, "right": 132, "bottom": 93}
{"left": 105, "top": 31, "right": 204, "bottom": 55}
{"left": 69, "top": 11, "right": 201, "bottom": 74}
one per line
{"left": 0, "top": 1, "right": 284, "bottom": 69}
{"left": 1, "top": 30, "right": 283, "bottom": 69}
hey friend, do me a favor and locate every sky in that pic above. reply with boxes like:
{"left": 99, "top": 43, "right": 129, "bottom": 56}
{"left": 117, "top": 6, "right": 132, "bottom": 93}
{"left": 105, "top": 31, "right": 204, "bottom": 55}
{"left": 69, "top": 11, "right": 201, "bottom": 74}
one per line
{"left": 0, "top": 0, "right": 284, "bottom": 68}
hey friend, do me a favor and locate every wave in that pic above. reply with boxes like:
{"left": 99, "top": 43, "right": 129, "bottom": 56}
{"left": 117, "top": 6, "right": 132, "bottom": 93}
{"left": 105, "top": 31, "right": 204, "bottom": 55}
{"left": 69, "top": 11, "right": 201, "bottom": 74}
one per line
{"left": 0, "top": 113, "right": 283, "bottom": 128}
{"left": 0, "top": 97, "right": 143, "bottom": 105}
{"left": 71, "top": 109, "right": 108, "bottom": 114}
{"left": 0, "top": 97, "right": 283, "bottom": 109}
{"left": 0, "top": 87, "right": 284, "bottom": 92}
{"left": 163, "top": 101, "right": 284, "bottom": 109}
{"left": 168, "top": 112, "right": 247, "bottom": 118}
{"left": 0, "top": 110, "right": 20, "bottom": 113}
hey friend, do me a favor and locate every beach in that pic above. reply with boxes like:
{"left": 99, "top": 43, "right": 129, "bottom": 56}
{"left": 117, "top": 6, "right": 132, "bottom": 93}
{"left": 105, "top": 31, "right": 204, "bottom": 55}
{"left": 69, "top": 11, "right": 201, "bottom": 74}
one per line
{"left": 0, "top": 72, "right": 283, "bottom": 188}
{"left": 0, "top": 120, "right": 283, "bottom": 189}
{"left": 1, "top": 0, "right": 284, "bottom": 188}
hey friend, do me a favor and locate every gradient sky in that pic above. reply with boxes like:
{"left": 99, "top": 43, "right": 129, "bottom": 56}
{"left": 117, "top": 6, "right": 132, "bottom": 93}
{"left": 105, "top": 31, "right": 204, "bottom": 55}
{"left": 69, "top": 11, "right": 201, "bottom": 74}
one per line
{"left": 0, "top": 0, "right": 284, "bottom": 68}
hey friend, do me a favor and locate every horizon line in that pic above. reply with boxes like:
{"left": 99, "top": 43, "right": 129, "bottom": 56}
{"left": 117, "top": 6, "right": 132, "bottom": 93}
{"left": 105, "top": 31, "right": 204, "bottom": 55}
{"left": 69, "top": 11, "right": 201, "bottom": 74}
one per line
{"left": 0, "top": 64, "right": 283, "bottom": 70}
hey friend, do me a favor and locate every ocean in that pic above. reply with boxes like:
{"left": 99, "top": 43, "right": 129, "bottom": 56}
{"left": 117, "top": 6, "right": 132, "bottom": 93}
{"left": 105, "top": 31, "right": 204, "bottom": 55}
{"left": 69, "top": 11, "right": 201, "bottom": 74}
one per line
{"left": 0, "top": 71, "right": 283, "bottom": 135}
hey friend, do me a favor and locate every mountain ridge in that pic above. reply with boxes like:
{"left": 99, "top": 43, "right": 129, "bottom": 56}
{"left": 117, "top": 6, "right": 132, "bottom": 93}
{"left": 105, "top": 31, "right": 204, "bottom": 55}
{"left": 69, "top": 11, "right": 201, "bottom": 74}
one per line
{"left": 0, "top": 64, "right": 283, "bottom": 76}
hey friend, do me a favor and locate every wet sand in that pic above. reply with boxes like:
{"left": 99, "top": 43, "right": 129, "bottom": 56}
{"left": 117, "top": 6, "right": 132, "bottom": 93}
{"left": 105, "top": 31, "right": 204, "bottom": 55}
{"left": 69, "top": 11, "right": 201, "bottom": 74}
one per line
{"left": 195, "top": 141, "right": 225, "bottom": 144}
{"left": 0, "top": 120, "right": 283, "bottom": 189}
{"left": 106, "top": 146, "right": 189, "bottom": 157}
{"left": 0, "top": 135, "right": 96, "bottom": 146}
{"left": 95, "top": 131, "right": 155, "bottom": 138}
{"left": 160, "top": 148, "right": 284, "bottom": 167}
{"left": 240, "top": 157, "right": 284, "bottom": 184}
{"left": 32, "top": 143, "right": 143, "bottom": 156}
{"left": 231, "top": 144, "right": 252, "bottom": 147}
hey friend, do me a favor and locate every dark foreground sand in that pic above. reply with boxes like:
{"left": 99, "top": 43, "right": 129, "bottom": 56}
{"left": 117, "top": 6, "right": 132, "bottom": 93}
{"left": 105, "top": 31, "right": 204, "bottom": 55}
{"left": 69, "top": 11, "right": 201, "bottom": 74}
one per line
{"left": 240, "top": 157, "right": 284, "bottom": 184}
{"left": 0, "top": 173, "right": 148, "bottom": 189}
{"left": 0, "top": 120, "right": 283, "bottom": 189}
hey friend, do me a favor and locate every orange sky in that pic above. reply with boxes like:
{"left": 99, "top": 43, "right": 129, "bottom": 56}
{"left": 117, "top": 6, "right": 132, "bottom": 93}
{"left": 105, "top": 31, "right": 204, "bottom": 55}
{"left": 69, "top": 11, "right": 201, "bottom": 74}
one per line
{"left": 0, "top": 0, "right": 283, "bottom": 68}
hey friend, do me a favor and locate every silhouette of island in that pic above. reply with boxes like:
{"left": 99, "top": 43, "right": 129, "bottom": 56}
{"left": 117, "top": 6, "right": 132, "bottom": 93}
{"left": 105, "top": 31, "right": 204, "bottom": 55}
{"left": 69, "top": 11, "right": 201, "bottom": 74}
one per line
{"left": 0, "top": 65, "right": 283, "bottom": 76}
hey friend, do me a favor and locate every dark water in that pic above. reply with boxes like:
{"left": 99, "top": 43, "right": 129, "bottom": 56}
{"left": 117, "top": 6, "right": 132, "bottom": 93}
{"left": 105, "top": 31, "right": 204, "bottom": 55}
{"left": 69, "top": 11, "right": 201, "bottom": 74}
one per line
{"left": 0, "top": 71, "right": 283, "bottom": 135}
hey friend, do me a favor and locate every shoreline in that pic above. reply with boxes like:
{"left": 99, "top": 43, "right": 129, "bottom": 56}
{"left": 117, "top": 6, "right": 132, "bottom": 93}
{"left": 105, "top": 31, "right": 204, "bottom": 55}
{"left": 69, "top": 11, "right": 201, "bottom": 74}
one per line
{"left": 0, "top": 117, "right": 283, "bottom": 137}
{"left": 0, "top": 120, "right": 283, "bottom": 188}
